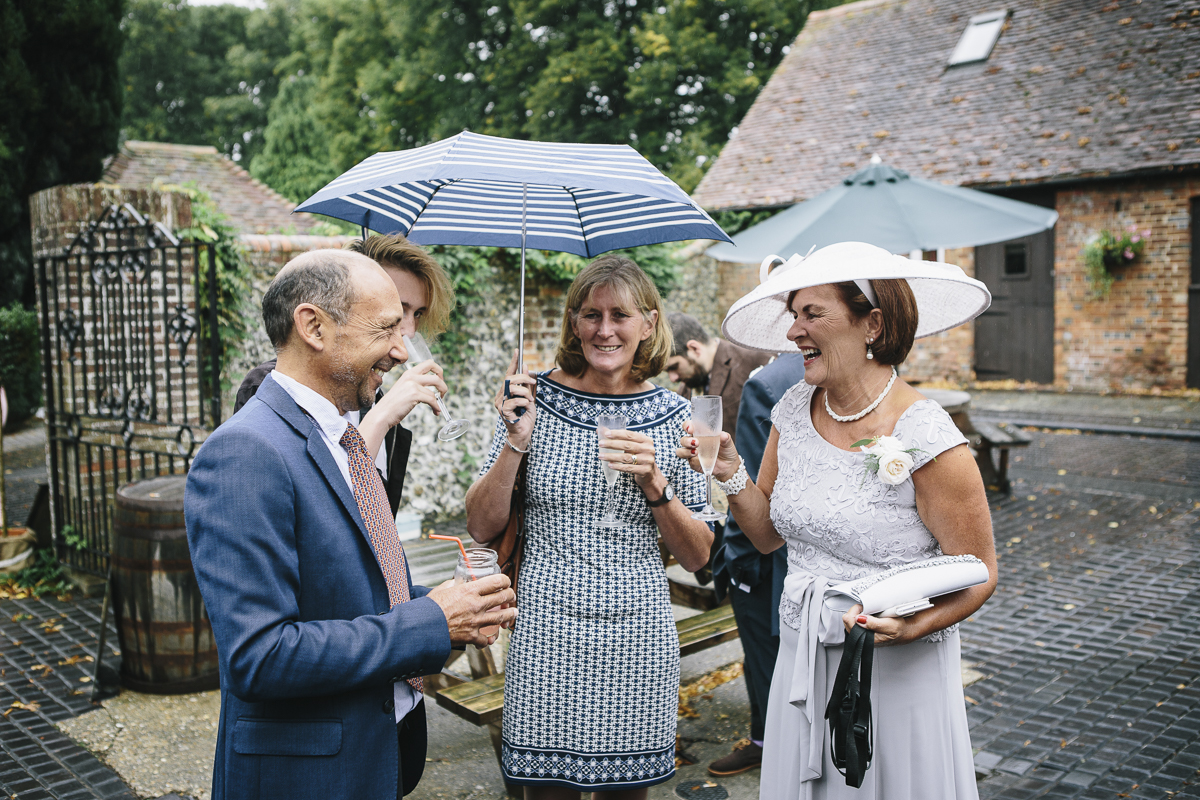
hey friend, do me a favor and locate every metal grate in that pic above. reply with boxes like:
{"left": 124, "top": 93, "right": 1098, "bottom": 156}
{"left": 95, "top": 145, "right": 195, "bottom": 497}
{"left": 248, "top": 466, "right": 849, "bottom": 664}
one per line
{"left": 35, "top": 203, "right": 221, "bottom": 576}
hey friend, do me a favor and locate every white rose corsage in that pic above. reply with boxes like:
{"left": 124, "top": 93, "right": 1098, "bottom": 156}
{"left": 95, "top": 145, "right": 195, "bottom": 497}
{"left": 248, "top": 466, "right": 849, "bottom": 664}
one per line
{"left": 853, "top": 435, "right": 930, "bottom": 487}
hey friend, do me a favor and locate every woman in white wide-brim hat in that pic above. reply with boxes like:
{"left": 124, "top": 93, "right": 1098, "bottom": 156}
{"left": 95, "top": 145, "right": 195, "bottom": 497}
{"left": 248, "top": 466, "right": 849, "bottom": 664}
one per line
{"left": 676, "top": 241, "right": 998, "bottom": 799}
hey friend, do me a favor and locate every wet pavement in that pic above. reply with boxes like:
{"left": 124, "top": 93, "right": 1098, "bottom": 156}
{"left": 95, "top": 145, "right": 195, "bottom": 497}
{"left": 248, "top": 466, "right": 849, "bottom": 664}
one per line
{"left": 2, "top": 388, "right": 1200, "bottom": 799}
{"left": 0, "top": 593, "right": 134, "bottom": 800}
{"left": 967, "top": 459, "right": 1200, "bottom": 799}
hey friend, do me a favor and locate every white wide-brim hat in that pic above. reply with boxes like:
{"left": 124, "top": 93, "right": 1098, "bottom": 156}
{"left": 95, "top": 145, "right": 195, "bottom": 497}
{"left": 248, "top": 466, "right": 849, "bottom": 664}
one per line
{"left": 721, "top": 241, "right": 992, "bottom": 353}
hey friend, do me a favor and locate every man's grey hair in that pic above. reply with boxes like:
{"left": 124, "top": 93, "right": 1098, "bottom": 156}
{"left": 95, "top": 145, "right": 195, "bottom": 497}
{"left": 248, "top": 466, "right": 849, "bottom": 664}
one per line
{"left": 262, "top": 250, "right": 359, "bottom": 350}
{"left": 667, "top": 312, "right": 711, "bottom": 357}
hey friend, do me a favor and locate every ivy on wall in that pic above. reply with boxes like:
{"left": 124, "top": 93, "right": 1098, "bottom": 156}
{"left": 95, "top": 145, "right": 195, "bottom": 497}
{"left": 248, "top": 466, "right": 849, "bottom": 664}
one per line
{"left": 711, "top": 207, "right": 782, "bottom": 237}
{"left": 427, "top": 242, "right": 682, "bottom": 368}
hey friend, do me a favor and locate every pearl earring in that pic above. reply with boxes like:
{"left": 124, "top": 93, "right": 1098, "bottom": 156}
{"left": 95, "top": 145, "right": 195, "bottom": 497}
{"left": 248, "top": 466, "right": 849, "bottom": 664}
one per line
{"left": 866, "top": 340, "right": 874, "bottom": 360}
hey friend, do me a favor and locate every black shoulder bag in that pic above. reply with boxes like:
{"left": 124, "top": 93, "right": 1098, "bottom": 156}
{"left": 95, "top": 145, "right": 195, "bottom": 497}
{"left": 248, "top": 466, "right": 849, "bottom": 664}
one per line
{"left": 825, "top": 623, "right": 874, "bottom": 787}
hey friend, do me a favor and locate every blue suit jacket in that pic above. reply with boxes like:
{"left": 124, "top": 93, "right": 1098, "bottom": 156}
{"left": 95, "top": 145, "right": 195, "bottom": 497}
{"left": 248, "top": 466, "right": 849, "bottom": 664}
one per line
{"left": 185, "top": 374, "right": 451, "bottom": 800}
{"left": 716, "top": 354, "right": 806, "bottom": 636}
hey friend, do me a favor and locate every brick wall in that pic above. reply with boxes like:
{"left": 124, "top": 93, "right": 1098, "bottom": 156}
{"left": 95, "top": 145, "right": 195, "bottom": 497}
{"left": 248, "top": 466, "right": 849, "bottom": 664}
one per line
{"left": 1054, "top": 175, "right": 1198, "bottom": 391}
{"left": 905, "top": 247, "right": 976, "bottom": 384}
{"left": 521, "top": 286, "right": 568, "bottom": 373}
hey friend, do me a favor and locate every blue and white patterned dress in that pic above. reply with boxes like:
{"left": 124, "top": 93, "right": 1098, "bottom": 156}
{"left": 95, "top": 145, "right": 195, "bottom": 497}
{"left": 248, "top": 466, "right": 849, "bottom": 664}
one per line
{"left": 479, "top": 372, "right": 707, "bottom": 791}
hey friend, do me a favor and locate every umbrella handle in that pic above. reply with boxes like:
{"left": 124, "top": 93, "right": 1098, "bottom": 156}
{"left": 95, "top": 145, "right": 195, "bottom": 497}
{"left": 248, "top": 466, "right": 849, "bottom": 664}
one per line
{"left": 504, "top": 381, "right": 527, "bottom": 417}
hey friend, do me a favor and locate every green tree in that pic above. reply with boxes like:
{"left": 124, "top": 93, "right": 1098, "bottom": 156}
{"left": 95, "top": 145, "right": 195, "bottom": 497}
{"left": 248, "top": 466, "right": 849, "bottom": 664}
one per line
{"left": 0, "top": 0, "right": 124, "bottom": 309}
{"left": 248, "top": 74, "right": 337, "bottom": 203}
{"left": 250, "top": 0, "right": 838, "bottom": 198}
{"left": 119, "top": 0, "right": 294, "bottom": 163}
{"left": 625, "top": 0, "right": 834, "bottom": 191}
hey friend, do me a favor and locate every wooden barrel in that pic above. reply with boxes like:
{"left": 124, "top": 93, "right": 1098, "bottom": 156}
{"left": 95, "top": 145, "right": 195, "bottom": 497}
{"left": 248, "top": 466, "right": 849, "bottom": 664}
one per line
{"left": 112, "top": 475, "right": 219, "bottom": 693}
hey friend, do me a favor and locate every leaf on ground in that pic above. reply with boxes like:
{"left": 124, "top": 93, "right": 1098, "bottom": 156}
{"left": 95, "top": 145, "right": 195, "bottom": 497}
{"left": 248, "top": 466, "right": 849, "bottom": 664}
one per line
{"left": 57, "top": 655, "right": 93, "bottom": 666}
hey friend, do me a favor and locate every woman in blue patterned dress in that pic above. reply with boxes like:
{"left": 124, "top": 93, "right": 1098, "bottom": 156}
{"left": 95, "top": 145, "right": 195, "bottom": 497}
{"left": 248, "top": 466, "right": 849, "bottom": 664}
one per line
{"left": 677, "top": 243, "right": 998, "bottom": 799}
{"left": 465, "top": 255, "right": 712, "bottom": 800}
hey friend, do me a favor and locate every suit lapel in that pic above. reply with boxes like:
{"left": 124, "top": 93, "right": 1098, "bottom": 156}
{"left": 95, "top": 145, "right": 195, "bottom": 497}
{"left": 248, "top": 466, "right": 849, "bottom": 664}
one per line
{"left": 257, "top": 374, "right": 415, "bottom": 594}
{"left": 256, "top": 376, "right": 372, "bottom": 546}
{"left": 708, "top": 340, "right": 733, "bottom": 399}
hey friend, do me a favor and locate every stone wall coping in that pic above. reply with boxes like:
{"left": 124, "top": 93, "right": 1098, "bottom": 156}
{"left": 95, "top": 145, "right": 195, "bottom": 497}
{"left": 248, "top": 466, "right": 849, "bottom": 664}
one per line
{"left": 238, "top": 234, "right": 358, "bottom": 253}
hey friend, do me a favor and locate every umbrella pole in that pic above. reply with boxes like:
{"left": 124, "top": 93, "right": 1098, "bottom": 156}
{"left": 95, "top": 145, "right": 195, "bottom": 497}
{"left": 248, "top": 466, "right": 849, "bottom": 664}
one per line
{"left": 518, "top": 182, "right": 527, "bottom": 375}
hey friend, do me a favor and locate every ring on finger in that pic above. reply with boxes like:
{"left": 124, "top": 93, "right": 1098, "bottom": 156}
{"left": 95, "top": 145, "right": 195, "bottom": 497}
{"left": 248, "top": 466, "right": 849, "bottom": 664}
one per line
{"left": 631, "top": 453, "right": 638, "bottom": 465}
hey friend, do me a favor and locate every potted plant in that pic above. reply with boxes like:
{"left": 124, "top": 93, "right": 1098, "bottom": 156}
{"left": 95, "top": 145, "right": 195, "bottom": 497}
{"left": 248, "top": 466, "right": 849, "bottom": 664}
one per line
{"left": 1083, "top": 225, "right": 1151, "bottom": 298}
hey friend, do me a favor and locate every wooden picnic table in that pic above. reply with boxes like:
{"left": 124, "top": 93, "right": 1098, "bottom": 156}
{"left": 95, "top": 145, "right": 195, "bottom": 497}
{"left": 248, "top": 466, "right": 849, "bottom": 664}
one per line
{"left": 921, "top": 388, "right": 1030, "bottom": 492}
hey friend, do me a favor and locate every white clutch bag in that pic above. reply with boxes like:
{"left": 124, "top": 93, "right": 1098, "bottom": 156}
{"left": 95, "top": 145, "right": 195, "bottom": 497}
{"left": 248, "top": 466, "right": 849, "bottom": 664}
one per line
{"left": 824, "top": 555, "right": 990, "bottom": 618}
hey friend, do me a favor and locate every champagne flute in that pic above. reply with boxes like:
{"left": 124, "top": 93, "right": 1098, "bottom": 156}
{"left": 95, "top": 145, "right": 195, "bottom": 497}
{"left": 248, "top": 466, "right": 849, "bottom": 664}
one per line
{"left": 596, "top": 413, "right": 628, "bottom": 529}
{"left": 690, "top": 396, "right": 726, "bottom": 523}
{"left": 402, "top": 332, "right": 469, "bottom": 441}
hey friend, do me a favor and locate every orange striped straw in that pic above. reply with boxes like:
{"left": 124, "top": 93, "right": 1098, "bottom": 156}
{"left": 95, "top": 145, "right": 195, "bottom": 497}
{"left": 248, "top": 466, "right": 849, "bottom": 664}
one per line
{"left": 429, "top": 534, "right": 474, "bottom": 580}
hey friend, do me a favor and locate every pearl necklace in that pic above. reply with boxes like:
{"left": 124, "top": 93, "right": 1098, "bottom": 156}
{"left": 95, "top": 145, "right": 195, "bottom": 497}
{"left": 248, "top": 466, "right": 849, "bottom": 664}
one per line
{"left": 824, "top": 367, "right": 898, "bottom": 423}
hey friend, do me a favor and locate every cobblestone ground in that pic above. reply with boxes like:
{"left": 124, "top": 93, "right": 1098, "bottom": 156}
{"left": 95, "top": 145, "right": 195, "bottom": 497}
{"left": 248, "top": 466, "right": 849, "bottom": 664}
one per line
{"left": 971, "top": 391, "right": 1200, "bottom": 435}
{"left": 3, "top": 424, "right": 1200, "bottom": 799}
{"left": 1007, "top": 429, "right": 1200, "bottom": 492}
{"left": 966, "top": 430, "right": 1200, "bottom": 800}
{"left": 0, "top": 595, "right": 135, "bottom": 799}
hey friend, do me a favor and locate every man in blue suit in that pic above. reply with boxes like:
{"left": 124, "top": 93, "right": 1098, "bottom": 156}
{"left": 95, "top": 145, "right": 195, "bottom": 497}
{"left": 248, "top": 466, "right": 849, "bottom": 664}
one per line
{"left": 185, "top": 249, "right": 516, "bottom": 800}
{"left": 707, "top": 353, "right": 805, "bottom": 777}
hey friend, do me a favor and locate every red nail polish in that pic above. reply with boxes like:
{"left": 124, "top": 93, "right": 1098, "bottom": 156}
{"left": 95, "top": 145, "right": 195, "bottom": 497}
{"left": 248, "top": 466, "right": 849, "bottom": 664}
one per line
{"left": 856, "top": 615, "right": 867, "bottom": 625}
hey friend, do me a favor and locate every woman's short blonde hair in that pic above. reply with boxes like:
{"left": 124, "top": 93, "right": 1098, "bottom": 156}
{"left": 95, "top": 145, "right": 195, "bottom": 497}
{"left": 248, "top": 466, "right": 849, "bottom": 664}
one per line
{"left": 344, "top": 234, "right": 454, "bottom": 338}
{"left": 556, "top": 255, "right": 672, "bottom": 384}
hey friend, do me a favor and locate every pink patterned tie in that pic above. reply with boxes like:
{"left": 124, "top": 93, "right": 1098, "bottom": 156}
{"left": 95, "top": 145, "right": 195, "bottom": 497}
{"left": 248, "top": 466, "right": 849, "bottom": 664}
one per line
{"left": 340, "top": 422, "right": 422, "bottom": 693}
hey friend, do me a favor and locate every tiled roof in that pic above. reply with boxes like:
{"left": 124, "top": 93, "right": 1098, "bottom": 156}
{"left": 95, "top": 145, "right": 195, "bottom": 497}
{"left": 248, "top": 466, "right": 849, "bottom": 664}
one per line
{"left": 693, "top": 0, "right": 1200, "bottom": 210}
{"left": 102, "top": 141, "right": 321, "bottom": 234}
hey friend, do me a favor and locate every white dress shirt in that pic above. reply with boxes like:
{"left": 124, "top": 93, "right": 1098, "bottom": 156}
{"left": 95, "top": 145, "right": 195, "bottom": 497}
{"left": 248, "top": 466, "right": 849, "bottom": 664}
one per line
{"left": 271, "top": 370, "right": 421, "bottom": 722}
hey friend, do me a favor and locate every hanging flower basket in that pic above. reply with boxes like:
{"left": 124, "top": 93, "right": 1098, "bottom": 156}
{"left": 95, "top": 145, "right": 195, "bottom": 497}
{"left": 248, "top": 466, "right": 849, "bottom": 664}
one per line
{"left": 1083, "top": 226, "right": 1150, "bottom": 298}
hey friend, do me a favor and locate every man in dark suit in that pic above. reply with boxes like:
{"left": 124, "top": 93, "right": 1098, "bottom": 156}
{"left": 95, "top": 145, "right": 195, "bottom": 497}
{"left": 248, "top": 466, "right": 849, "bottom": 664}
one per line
{"left": 706, "top": 353, "right": 805, "bottom": 776}
{"left": 665, "top": 313, "right": 771, "bottom": 440}
{"left": 185, "top": 249, "right": 516, "bottom": 800}
{"left": 234, "top": 233, "right": 454, "bottom": 514}
{"left": 666, "top": 313, "right": 772, "bottom": 586}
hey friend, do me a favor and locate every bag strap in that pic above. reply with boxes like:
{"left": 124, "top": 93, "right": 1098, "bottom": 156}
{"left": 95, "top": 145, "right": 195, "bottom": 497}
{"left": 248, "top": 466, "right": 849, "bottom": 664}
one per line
{"left": 498, "top": 458, "right": 527, "bottom": 589}
{"left": 825, "top": 623, "right": 874, "bottom": 787}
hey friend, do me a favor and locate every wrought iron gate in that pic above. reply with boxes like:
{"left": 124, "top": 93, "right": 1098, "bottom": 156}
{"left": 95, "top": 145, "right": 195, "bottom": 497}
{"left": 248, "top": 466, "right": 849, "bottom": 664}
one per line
{"left": 35, "top": 203, "right": 222, "bottom": 576}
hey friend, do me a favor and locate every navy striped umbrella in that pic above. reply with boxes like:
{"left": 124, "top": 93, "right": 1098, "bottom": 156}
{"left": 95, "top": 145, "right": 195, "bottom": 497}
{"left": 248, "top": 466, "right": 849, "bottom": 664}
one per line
{"left": 296, "top": 130, "right": 731, "bottom": 370}
{"left": 296, "top": 131, "right": 729, "bottom": 256}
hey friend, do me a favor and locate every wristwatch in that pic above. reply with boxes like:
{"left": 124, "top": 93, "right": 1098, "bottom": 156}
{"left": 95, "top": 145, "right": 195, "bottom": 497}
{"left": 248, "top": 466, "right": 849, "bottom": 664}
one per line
{"left": 646, "top": 483, "right": 674, "bottom": 507}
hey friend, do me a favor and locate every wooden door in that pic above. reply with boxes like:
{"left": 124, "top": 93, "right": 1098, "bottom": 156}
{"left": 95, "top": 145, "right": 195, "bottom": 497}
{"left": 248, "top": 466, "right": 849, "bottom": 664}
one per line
{"left": 974, "top": 227, "right": 1056, "bottom": 383}
{"left": 1188, "top": 197, "right": 1200, "bottom": 388}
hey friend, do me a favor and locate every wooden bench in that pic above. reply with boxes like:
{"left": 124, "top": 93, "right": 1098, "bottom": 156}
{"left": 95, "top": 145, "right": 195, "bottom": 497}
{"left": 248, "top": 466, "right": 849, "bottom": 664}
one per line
{"left": 428, "top": 603, "right": 739, "bottom": 796}
{"left": 970, "top": 420, "right": 1032, "bottom": 493}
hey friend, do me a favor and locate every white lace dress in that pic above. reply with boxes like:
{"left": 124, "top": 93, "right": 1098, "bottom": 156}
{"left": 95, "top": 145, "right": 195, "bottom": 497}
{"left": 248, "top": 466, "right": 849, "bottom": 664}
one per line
{"left": 760, "top": 382, "right": 980, "bottom": 800}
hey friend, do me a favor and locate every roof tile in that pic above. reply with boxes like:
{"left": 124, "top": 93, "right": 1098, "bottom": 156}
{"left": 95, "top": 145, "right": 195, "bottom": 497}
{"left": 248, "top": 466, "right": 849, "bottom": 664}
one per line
{"left": 693, "top": 0, "right": 1200, "bottom": 209}
{"left": 103, "top": 141, "right": 321, "bottom": 234}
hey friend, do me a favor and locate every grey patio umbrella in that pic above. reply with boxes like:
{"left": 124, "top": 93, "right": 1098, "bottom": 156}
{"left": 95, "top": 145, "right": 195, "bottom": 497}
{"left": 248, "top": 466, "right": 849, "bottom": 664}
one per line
{"left": 706, "top": 156, "right": 1058, "bottom": 264}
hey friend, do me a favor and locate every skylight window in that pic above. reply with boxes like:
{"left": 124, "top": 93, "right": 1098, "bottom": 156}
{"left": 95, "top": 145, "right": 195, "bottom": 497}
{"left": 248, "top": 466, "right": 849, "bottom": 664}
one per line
{"left": 948, "top": 10, "right": 1008, "bottom": 66}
